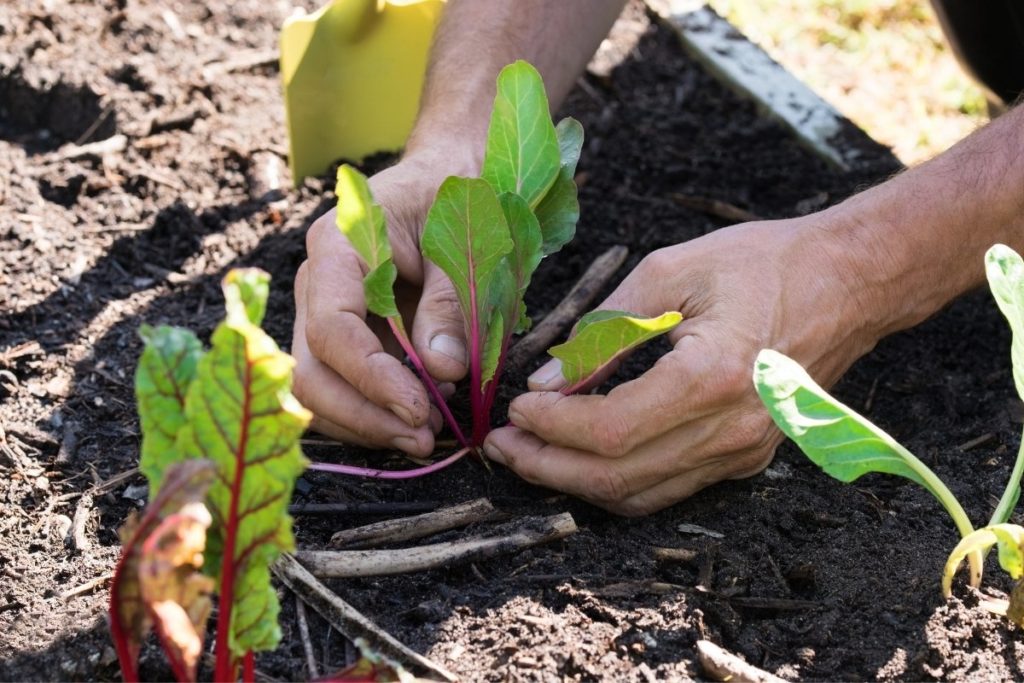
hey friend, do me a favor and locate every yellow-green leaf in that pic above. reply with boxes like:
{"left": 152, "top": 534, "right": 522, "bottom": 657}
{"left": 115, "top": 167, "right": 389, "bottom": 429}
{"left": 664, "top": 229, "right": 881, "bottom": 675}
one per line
{"left": 549, "top": 310, "right": 682, "bottom": 386}
{"left": 174, "top": 269, "right": 311, "bottom": 658}
{"left": 943, "top": 524, "right": 1024, "bottom": 597}
{"left": 136, "top": 325, "right": 204, "bottom": 494}
{"left": 335, "top": 164, "right": 399, "bottom": 318}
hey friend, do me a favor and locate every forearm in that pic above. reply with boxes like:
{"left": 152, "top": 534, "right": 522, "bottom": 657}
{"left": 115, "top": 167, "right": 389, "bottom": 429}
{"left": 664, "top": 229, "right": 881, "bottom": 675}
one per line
{"left": 405, "top": 0, "right": 626, "bottom": 165}
{"left": 820, "top": 105, "right": 1024, "bottom": 339}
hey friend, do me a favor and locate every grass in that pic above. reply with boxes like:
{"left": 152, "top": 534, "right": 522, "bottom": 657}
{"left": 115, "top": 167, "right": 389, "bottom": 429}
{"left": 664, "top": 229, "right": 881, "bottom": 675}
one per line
{"left": 708, "top": 0, "right": 987, "bottom": 164}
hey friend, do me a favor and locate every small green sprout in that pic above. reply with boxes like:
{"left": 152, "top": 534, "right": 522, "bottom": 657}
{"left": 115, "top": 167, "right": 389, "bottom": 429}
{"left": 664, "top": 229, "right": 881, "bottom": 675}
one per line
{"left": 754, "top": 244, "right": 1024, "bottom": 626}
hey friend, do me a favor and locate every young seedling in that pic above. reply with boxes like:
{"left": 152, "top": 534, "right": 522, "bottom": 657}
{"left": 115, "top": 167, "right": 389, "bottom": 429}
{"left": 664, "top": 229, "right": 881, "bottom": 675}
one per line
{"left": 323, "top": 60, "right": 681, "bottom": 479}
{"left": 112, "top": 269, "right": 310, "bottom": 682}
{"left": 753, "top": 244, "right": 1024, "bottom": 625}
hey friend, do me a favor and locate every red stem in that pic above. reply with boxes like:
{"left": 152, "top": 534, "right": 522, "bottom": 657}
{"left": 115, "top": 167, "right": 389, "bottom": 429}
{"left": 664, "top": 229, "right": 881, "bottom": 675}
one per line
{"left": 242, "top": 651, "right": 255, "bottom": 683}
{"left": 309, "top": 447, "right": 471, "bottom": 479}
{"left": 213, "top": 360, "right": 254, "bottom": 682}
{"left": 388, "top": 318, "right": 469, "bottom": 448}
{"left": 108, "top": 563, "right": 140, "bottom": 683}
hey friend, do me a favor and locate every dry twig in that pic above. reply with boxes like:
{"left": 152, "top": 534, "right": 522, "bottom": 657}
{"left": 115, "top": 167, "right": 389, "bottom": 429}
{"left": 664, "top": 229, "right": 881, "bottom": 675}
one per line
{"left": 696, "top": 640, "right": 785, "bottom": 683}
{"left": 652, "top": 546, "right": 698, "bottom": 563}
{"left": 508, "top": 245, "right": 629, "bottom": 369}
{"left": 273, "top": 554, "right": 457, "bottom": 682}
{"left": 295, "top": 594, "right": 319, "bottom": 680}
{"left": 329, "top": 498, "right": 501, "bottom": 549}
{"left": 297, "top": 512, "right": 578, "bottom": 578}
{"left": 669, "top": 193, "right": 763, "bottom": 223}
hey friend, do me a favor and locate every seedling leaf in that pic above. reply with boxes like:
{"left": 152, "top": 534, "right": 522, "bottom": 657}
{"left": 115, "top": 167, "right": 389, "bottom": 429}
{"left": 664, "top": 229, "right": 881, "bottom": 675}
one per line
{"left": 335, "top": 164, "right": 399, "bottom": 318}
{"left": 482, "top": 312, "right": 504, "bottom": 387}
{"left": 985, "top": 244, "right": 1024, "bottom": 525}
{"left": 549, "top": 310, "right": 682, "bottom": 386}
{"left": 754, "top": 349, "right": 981, "bottom": 584}
{"left": 535, "top": 117, "right": 584, "bottom": 255}
{"left": 173, "top": 269, "right": 311, "bottom": 671}
{"left": 498, "top": 191, "right": 543, "bottom": 334}
{"left": 943, "top": 524, "right": 1024, "bottom": 597}
{"left": 110, "top": 460, "right": 216, "bottom": 683}
{"left": 986, "top": 244, "right": 1024, "bottom": 401}
{"left": 136, "top": 325, "right": 204, "bottom": 494}
{"left": 481, "top": 61, "right": 560, "bottom": 208}
{"left": 422, "top": 176, "right": 513, "bottom": 325}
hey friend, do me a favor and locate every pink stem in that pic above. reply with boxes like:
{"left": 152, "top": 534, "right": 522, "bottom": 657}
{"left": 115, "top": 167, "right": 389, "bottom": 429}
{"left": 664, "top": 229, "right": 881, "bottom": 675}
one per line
{"left": 387, "top": 318, "right": 469, "bottom": 448}
{"left": 309, "top": 447, "right": 472, "bottom": 479}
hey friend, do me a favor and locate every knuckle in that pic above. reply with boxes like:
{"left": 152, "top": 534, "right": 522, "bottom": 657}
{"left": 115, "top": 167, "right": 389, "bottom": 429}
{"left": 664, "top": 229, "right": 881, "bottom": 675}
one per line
{"left": 637, "top": 248, "right": 675, "bottom": 281}
{"left": 304, "top": 315, "right": 331, "bottom": 361}
{"left": 591, "top": 411, "right": 633, "bottom": 457}
{"left": 717, "top": 411, "right": 773, "bottom": 454}
{"left": 583, "top": 465, "right": 630, "bottom": 504}
{"left": 608, "top": 498, "right": 657, "bottom": 518}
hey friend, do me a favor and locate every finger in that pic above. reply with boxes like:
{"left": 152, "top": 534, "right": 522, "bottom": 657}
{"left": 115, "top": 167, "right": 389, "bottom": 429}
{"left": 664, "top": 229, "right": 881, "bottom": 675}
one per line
{"left": 511, "top": 339, "right": 741, "bottom": 457}
{"left": 293, "top": 267, "right": 434, "bottom": 455}
{"left": 304, "top": 240, "right": 430, "bottom": 427}
{"left": 483, "top": 419, "right": 723, "bottom": 503}
{"left": 613, "top": 436, "right": 782, "bottom": 515}
{"left": 411, "top": 260, "right": 469, "bottom": 382}
{"left": 293, "top": 348, "right": 435, "bottom": 458}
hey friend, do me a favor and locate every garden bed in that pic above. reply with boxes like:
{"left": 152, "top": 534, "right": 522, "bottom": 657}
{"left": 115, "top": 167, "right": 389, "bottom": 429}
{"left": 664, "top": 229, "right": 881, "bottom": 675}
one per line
{"left": 1, "top": 1, "right": 1021, "bottom": 680}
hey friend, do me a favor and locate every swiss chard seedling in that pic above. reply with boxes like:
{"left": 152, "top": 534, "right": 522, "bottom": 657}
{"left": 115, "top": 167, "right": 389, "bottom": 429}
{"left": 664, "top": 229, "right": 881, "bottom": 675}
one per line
{"left": 318, "top": 61, "right": 681, "bottom": 478}
{"left": 111, "top": 269, "right": 310, "bottom": 682}
{"left": 753, "top": 244, "right": 1024, "bottom": 625}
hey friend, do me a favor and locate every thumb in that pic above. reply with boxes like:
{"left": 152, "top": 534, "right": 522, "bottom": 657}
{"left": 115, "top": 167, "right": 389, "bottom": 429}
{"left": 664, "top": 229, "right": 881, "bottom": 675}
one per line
{"left": 411, "top": 261, "right": 469, "bottom": 382}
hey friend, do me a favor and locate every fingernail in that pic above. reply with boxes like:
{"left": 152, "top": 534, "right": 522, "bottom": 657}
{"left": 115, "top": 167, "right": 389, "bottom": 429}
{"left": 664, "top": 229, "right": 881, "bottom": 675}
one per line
{"left": 483, "top": 442, "right": 505, "bottom": 465}
{"left": 429, "top": 334, "right": 467, "bottom": 365}
{"left": 388, "top": 403, "right": 416, "bottom": 428}
{"left": 528, "top": 359, "right": 563, "bottom": 388}
{"left": 392, "top": 436, "right": 420, "bottom": 453}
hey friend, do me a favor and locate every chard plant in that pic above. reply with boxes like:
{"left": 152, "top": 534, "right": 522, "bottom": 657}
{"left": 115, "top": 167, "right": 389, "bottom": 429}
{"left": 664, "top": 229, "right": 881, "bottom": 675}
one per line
{"left": 111, "top": 269, "right": 310, "bottom": 682}
{"left": 753, "top": 244, "right": 1024, "bottom": 625}
{"left": 315, "top": 61, "right": 681, "bottom": 477}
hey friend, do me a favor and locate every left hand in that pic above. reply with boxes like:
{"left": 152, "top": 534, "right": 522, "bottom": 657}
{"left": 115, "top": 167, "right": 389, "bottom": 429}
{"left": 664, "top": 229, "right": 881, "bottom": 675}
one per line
{"left": 482, "top": 216, "right": 885, "bottom": 515}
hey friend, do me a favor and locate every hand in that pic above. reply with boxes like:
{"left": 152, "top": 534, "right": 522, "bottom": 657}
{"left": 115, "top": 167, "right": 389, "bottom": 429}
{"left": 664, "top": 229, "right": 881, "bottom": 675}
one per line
{"left": 483, "top": 216, "right": 883, "bottom": 515}
{"left": 292, "top": 148, "right": 477, "bottom": 456}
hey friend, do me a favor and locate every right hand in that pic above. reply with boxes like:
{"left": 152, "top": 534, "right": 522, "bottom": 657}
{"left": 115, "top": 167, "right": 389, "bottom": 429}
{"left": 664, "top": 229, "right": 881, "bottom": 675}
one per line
{"left": 292, "top": 148, "right": 477, "bottom": 456}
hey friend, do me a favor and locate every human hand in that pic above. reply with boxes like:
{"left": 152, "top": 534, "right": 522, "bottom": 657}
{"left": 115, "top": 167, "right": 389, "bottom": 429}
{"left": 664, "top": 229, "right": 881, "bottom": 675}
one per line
{"left": 483, "top": 216, "right": 884, "bottom": 515}
{"left": 292, "top": 147, "right": 477, "bottom": 456}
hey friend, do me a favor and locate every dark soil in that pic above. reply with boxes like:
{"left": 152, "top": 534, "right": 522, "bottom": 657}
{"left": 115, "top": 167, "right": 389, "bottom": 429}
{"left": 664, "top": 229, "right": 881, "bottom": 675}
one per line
{"left": 2, "top": 1, "right": 1021, "bottom": 681}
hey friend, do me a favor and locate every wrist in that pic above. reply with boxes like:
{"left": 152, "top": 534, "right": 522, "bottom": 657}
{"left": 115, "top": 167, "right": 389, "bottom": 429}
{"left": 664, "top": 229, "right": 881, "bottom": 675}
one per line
{"left": 404, "top": 122, "right": 486, "bottom": 177}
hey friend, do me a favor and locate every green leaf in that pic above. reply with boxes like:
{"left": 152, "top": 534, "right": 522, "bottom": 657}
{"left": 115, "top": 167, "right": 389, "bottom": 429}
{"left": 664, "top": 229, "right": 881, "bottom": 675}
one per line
{"left": 554, "top": 117, "right": 584, "bottom": 174}
{"left": 499, "top": 192, "right": 543, "bottom": 334}
{"left": 481, "top": 61, "right": 560, "bottom": 208}
{"left": 753, "top": 349, "right": 977, "bottom": 536}
{"left": 481, "top": 312, "right": 504, "bottom": 387}
{"left": 422, "top": 177, "right": 513, "bottom": 326}
{"left": 534, "top": 117, "right": 583, "bottom": 255}
{"left": 174, "top": 269, "right": 311, "bottom": 658}
{"left": 987, "top": 244, "right": 1024, "bottom": 401}
{"left": 943, "top": 524, "right": 1024, "bottom": 597}
{"left": 334, "top": 164, "right": 399, "bottom": 318}
{"left": 136, "top": 325, "right": 204, "bottom": 494}
{"left": 549, "top": 310, "right": 682, "bottom": 386}
{"left": 985, "top": 245, "right": 1024, "bottom": 526}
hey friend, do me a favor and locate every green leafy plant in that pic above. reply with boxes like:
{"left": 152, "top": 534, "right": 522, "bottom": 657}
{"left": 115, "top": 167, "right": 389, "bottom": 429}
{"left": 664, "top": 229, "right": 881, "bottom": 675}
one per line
{"left": 111, "top": 269, "right": 310, "bottom": 682}
{"left": 315, "top": 61, "right": 681, "bottom": 477}
{"left": 753, "top": 244, "right": 1024, "bottom": 624}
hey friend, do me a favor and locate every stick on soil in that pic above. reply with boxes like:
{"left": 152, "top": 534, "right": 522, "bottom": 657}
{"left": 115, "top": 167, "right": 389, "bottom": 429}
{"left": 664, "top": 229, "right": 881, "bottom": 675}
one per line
{"left": 696, "top": 640, "right": 785, "bottom": 683}
{"left": 507, "top": 245, "right": 629, "bottom": 370}
{"left": 273, "top": 554, "right": 457, "bottom": 682}
{"left": 329, "top": 498, "right": 501, "bottom": 549}
{"left": 299, "top": 512, "right": 578, "bottom": 578}
{"left": 669, "top": 193, "right": 763, "bottom": 223}
{"left": 288, "top": 501, "right": 440, "bottom": 516}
